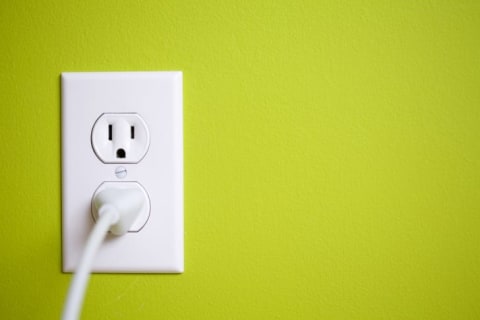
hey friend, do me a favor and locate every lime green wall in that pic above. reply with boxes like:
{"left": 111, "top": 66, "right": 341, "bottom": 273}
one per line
{"left": 1, "top": 0, "right": 479, "bottom": 319}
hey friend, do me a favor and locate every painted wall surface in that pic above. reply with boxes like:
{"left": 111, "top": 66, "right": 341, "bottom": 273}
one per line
{"left": 1, "top": 1, "right": 479, "bottom": 319}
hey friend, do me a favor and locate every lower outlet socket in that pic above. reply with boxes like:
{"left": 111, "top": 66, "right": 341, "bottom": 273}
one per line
{"left": 92, "top": 182, "right": 151, "bottom": 232}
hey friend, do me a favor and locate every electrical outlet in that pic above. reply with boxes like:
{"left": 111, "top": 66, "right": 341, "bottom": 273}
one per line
{"left": 62, "top": 72, "right": 183, "bottom": 273}
{"left": 91, "top": 113, "right": 150, "bottom": 163}
{"left": 92, "top": 181, "right": 151, "bottom": 233}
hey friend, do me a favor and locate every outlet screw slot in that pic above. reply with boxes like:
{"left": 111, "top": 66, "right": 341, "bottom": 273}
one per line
{"left": 114, "top": 166, "right": 127, "bottom": 179}
{"left": 116, "top": 149, "right": 126, "bottom": 158}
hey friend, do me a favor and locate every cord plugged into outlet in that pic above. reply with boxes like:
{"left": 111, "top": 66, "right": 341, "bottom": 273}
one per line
{"left": 61, "top": 72, "right": 183, "bottom": 320}
{"left": 92, "top": 184, "right": 150, "bottom": 235}
{"left": 62, "top": 187, "right": 147, "bottom": 320}
{"left": 90, "top": 113, "right": 152, "bottom": 232}
{"left": 63, "top": 120, "right": 151, "bottom": 320}
{"left": 92, "top": 182, "right": 151, "bottom": 232}
{"left": 62, "top": 71, "right": 183, "bottom": 274}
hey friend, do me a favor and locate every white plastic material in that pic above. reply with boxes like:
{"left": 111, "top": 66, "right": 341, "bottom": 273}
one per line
{"left": 92, "top": 182, "right": 150, "bottom": 233}
{"left": 91, "top": 113, "right": 150, "bottom": 164}
{"left": 62, "top": 208, "right": 118, "bottom": 320}
{"left": 92, "top": 184, "right": 149, "bottom": 235}
{"left": 62, "top": 71, "right": 183, "bottom": 273}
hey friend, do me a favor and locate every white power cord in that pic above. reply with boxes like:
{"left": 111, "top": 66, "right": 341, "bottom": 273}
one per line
{"left": 62, "top": 188, "right": 146, "bottom": 320}
{"left": 62, "top": 206, "right": 118, "bottom": 320}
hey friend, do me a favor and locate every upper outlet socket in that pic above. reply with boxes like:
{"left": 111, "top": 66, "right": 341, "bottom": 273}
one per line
{"left": 91, "top": 113, "right": 150, "bottom": 163}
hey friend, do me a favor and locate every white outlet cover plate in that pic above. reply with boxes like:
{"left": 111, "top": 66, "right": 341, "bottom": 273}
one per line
{"left": 62, "top": 72, "right": 183, "bottom": 273}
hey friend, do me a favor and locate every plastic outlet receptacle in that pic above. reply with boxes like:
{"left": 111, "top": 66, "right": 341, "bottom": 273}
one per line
{"left": 62, "top": 71, "right": 183, "bottom": 273}
{"left": 91, "top": 113, "right": 150, "bottom": 164}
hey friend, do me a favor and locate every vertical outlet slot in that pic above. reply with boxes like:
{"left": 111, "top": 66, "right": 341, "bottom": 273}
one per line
{"left": 108, "top": 124, "right": 112, "bottom": 141}
{"left": 131, "top": 126, "right": 135, "bottom": 139}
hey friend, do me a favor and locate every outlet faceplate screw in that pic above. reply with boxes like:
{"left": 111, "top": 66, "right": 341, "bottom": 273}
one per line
{"left": 115, "top": 166, "right": 127, "bottom": 179}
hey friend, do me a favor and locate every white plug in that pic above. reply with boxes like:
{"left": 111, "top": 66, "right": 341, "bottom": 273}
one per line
{"left": 92, "top": 186, "right": 149, "bottom": 235}
{"left": 92, "top": 182, "right": 150, "bottom": 233}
